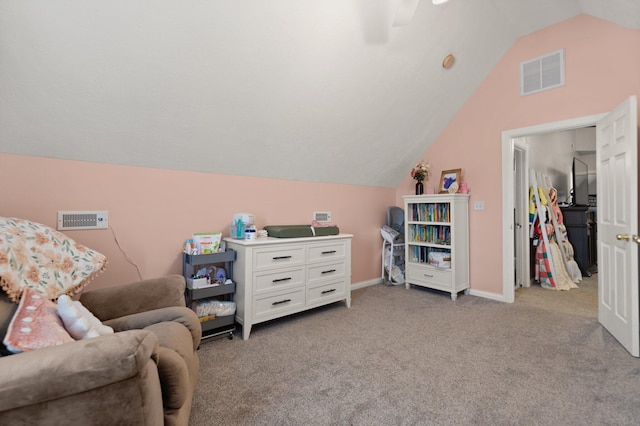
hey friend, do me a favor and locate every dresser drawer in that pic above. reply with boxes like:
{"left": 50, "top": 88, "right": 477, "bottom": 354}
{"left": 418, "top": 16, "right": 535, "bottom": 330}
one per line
{"left": 253, "top": 288, "right": 305, "bottom": 322}
{"left": 307, "top": 280, "right": 346, "bottom": 306}
{"left": 307, "top": 241, "right": 346, "bottom": 263}
{"left": 254, "top": 267, "right": 305, "bottom": 295}
{"left": 307, "top": 261, "right": 346, "bottom": 285}
{"left": 406, "top": 265, "right": 451, "bottom": 287}
{"left": 253, "top": 245, "right": 305, "bottom": 271}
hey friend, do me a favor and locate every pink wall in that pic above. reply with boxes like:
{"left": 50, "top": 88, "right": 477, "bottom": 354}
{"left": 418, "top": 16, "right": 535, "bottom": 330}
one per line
{"left": 3, "top": 14, "right": 639, "bottom": 299}
{"left": 397, "top": 14, "right": 640, "bottom": 297}
{"left": 0, "top": 153, "right": 394, "bottom": 290}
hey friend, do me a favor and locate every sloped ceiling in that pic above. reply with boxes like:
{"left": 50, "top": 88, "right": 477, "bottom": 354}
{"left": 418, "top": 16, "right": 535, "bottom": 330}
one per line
{"left": 0, "top": 0, "right": 638, "bottom": 187}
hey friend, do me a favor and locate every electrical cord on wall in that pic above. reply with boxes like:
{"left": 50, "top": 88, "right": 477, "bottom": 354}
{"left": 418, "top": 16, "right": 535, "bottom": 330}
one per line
{"left": 109, "top": 225, "right": 143, "bottom": 281}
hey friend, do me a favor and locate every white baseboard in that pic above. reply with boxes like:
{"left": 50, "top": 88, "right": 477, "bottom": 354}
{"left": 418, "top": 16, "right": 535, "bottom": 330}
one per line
{"left": 351, "top": 278, "right": 382, "bottom": 290}
{"left": 468, "top": 289, "right": 507, "bottom": 303}
{"left": 351, "top": 279, "right": 508, "bottom": 303}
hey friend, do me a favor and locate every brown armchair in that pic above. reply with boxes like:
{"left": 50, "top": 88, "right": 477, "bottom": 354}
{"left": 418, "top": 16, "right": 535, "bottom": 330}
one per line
{"left": 0, "top": 275, "right": 200, "bottom": 426}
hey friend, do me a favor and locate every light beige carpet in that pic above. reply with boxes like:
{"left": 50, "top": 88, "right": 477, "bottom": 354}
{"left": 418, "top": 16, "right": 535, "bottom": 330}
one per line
{"left": 190, "top": 274, "right": 640, "bottom": 425}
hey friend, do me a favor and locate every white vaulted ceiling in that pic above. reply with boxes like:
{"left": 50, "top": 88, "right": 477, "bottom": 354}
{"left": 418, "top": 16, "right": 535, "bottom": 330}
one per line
{"left": 0, "top": 0, "right": 638, "bottom": 187}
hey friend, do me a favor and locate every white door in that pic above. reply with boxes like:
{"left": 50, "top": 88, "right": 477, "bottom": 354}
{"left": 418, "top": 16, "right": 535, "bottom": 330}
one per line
{"left": 514, "top": 144, "right": 528, "bottom": 289}
{"left": 597, "top": 96, "right": 639, "bottom": 357}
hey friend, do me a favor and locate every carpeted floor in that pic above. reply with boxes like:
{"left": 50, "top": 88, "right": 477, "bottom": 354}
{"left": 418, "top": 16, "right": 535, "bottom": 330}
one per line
{"left": 189, "top": 274, "right": 640, "bottom": 425}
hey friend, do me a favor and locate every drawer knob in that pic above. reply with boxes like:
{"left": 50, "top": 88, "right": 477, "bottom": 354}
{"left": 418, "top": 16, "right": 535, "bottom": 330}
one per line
{"left": 321, "top": 250, "right": 337, "bottom": 255}
{"left": 321, "top": 288, "right": 336, "bottom": 295}
{"left": 272, "top": 277, "right": 292, "bottom": 283}
{"left": 272, "top": 299, "right": 291, "bottom": 306}
{"left": 321, "top": 269, "right": 336, "bottom": 274}
{"left": 273, "top": 255, "right": 292, "bottom": 260}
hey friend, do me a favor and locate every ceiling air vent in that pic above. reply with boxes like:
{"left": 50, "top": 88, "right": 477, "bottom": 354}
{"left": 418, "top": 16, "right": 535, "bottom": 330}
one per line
{"left": 520, "top": 49, "right": 564, "bottom": 96}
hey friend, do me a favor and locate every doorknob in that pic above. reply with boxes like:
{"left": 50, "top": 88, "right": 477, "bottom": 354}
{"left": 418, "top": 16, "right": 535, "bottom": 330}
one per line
{"left": 616, "top": 234, "right": 630, "bottom": 241}
{"left": 634, "top": 235, "right": 640, "bottom": 244}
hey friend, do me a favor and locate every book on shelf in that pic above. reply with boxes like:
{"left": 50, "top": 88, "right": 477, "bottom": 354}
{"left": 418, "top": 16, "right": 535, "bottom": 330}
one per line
{"left": 410, "top": 203, "right": 451, "bottom": 222}
{"left": 409, "top": 224, "right": 451, "bottom": 244}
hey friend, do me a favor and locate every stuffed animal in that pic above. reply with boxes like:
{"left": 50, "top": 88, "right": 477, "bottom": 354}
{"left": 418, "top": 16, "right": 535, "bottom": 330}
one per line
{"left": 57, "top": 295, "right": 114, "bottom": 340}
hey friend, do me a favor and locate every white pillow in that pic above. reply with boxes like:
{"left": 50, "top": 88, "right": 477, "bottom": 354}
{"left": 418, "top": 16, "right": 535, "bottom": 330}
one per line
{"left": 57, "top": 295, "right": 114, "bottom": 340}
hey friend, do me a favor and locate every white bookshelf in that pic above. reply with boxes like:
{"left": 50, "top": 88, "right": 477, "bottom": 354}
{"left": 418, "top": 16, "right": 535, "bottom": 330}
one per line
{"left": 403, "top": 194, "right": 470, "bottom": 300}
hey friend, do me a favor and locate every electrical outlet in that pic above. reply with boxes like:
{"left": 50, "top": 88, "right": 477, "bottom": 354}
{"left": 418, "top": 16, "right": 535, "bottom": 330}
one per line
{"left": 473, "top": 201, "right": 485, "bottom": 211}
{"left": 314, "top": 211, "right": 332, "bottom": 222}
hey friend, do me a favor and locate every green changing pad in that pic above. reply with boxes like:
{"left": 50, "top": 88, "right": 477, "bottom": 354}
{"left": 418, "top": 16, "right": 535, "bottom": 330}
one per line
{"left": 264, "top": 225, "right": 340, "bottom": 238}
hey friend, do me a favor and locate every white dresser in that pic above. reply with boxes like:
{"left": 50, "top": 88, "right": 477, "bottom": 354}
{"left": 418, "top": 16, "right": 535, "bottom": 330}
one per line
{"left": 225, "top": 234, "right": 352, "bottom": 339}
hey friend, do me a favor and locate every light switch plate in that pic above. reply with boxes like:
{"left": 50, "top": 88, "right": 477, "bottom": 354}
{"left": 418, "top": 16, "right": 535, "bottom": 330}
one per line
{"left": 473, "top": 201, "right": 485, "bottom": 211}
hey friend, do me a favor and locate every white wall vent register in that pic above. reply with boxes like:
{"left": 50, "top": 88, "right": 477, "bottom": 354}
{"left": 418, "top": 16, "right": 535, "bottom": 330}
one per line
{"left": 57, "top": 211, "right": 108, "bottom": 230}
{"left": 520, "top": 49, "right": 565, "bottom": 96}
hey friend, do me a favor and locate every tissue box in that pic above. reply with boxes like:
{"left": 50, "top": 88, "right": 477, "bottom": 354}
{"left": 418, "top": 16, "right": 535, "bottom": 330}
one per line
{"left": 187, "top": 277, "right": 210, "bottom": 289}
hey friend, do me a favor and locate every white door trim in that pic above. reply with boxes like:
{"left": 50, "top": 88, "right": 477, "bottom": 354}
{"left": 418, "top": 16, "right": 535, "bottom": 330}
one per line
{"left": 513, "top": 141, "right": 529, "bottom": 290}
{"left": 501, "top": 113, "right": 606, "bottom": 303}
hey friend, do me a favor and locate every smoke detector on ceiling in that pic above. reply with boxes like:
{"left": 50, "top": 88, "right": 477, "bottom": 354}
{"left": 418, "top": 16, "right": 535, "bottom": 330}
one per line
{"left": 442, "top": 54, "right": 455, "bottom": 69}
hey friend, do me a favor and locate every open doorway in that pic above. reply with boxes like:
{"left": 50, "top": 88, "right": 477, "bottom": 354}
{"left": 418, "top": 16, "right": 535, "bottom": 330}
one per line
{"left": 501, "top": 113, "right": 605, "bottom": 303}
{"left": 528, "top": 128, "right": 598, "bottom": 273}
{"left": 502, "top": 97, "right": 639, "bottom": 356}
{"left": 513, "top": 128, "right": 599, "bottom": 314}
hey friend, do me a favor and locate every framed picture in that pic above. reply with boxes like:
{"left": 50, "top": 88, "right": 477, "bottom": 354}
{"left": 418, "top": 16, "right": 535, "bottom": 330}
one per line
{"left": 439, "top": 169, "right": 461, "bottom": 193}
